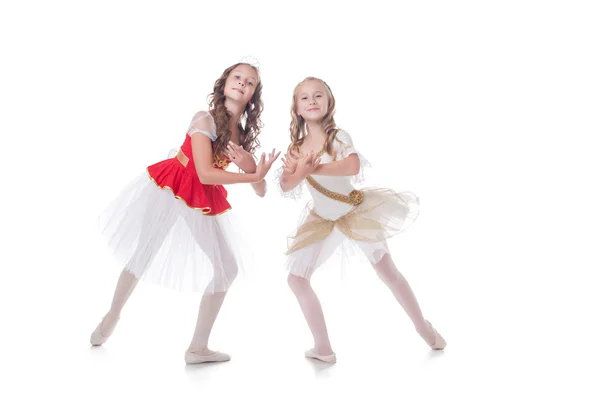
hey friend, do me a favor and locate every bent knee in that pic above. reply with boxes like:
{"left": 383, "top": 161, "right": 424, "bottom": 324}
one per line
{"left": 373, "top": 257, "right": 406, "bottom": 283}
{"left": 212, "top": 263, "right": 239, "bottom": 289}
{"left": 225, "top": 264, "right": 239, "bottom": 284}
{"left": 287, "top": 273, "right": 309, "bottom": 291}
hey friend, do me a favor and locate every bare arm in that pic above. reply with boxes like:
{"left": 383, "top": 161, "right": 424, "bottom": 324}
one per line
{"left": 242, "top": 162, "right": 267, "bottom": 197}
{"left": 191, "top": 133, "right": 260, "bottom": 185}
{"left": 251, "top": 178, "right": 267, "bottom": 197}
{"left": 311, "top": 154, "right": 360, "bottom": 176}
{"left": 280, "top": 168, "right": 305, "bottom": 192}
{"left": 226, "top": 142, "right": 277, "bottom": 197}
{"left": 248, "top": 148, "right": 280, "bottom": 197}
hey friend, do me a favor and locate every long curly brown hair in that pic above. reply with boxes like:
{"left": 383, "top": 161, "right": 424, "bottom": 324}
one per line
{"left": 288, "top": 77, "right": 340, "bottom": 158}
{"left": 206, "top": 63, "right": 264, "bottom": 158}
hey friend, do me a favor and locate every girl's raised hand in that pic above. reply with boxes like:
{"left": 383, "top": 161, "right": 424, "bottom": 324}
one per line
{"left": 227, "top": 141, "right": 257, "bottom": 173}
{"left": 254, "top": 148, "right": 281, "bottom": 181}
{"left": 295, "top": 151, "right": 321, "bottom": 177}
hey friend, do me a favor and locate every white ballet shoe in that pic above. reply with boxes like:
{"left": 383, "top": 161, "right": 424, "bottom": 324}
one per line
{"left": 90, "top": 312, "right": 120, "bottom": 346}
{"left": 184, "top": 349, "right": 231, "bottom": 364}
{"left": 426, "top": 320, "right": 446, "bottom": 350}
{"left": 305, "top": 349, "right": 337, "bottom": 364}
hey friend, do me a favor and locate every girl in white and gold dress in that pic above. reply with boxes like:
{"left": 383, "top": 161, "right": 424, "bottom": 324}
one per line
{"left": 276, "top": 77, "right": 446, "bottom": 363}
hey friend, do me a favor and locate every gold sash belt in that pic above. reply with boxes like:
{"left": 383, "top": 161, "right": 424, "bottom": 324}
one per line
{"left": 305, "top": 175, "right": 364, "bottom": 206}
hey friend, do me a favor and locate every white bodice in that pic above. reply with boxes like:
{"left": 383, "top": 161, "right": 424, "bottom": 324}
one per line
{"left": 277, "top": 130, "right": 370, "bottom": 220}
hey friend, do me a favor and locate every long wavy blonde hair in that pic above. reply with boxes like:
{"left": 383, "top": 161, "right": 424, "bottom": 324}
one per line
{"left": 207, "top": 63, "right": 264, "bottom": 157}
{"left": 288, "top": 77, "right": 340, "bottom": 157}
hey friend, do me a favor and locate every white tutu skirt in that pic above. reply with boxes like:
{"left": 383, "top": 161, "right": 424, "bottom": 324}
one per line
{"left": 98, "top": 172, "right": 247, "bottom": 294}
{"left": 284, "top": 188, "right": 419, "bottom": 278}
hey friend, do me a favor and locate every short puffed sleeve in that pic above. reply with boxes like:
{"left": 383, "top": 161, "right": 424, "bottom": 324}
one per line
{"left": 334, "top": 130, "right": 358, "bottom": 159}
{"left": 187, "top": 111, "right": 217, "bottom": 141}
{"left": 333, "top": 129, "right": 371, "bottom": 184}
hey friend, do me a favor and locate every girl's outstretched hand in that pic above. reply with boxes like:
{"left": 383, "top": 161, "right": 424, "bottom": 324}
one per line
{"left": 254, "top": 148, "right": 281, "bottom": 182}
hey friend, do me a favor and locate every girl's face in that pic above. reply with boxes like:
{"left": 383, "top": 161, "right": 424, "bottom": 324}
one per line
{"left": 223, "top": 64, "right": 259, "bottom": 104}
{"left": 295, "top": 79, "right": 329, "bottom": 123}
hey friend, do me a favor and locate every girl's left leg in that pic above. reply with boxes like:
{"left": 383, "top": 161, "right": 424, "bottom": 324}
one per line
{"left": 369, "top": 250, "right": 446, "bottom": 349}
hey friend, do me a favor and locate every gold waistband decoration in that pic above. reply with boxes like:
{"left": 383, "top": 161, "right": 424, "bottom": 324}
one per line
{"left": 175, "top": 149, "right": 229, "bottom": 170}
{"left": 176, "top": 150, "right": 189, "bottom": 167}
{"left": 307, "top": 144, "right": 363, "bottom": 205}
{"left": 305, "top": 175, "right": 364, "bottom": 206}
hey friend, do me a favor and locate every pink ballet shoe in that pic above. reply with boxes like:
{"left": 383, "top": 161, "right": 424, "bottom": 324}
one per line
{"left": 184, "top": 349, "right": 231, "bottom": 364}
{"left": 426, "top": 320, "right": 446, "bottom": 350}
{"left": 90, "top": 312, "right": 120, "bottom": 346}
{"left": 305, "top": 349, "right": 337, "bottom": 364}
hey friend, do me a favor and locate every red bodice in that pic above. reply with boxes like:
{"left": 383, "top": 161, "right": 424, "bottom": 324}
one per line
{"left": 146, "top": 134, "right": 232, "bottom": 216}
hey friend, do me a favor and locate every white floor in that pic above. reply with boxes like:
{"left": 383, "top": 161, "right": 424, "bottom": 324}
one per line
{"left": 5, "top": 183, "right": 600, "bottom": 399}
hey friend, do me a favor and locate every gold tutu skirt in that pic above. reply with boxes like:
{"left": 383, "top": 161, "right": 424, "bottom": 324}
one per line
{"left": 284, "top": 187, "right": 419, "bottom": 278}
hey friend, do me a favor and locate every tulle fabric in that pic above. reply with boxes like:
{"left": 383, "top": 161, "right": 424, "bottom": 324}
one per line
{"left": 187, "top": 110, "right": 217, "bottom": 139}
{"left": 273, "top": 165, "right": 306, "bottom": 200}
{"left": 98, "top": 172, "right": 249, "bottom": 294}
{"left": 275, "top": 129, "right": 419, "bottom": 278}
{"left": 284, "top": 188, "right": 419, "bottom": 278}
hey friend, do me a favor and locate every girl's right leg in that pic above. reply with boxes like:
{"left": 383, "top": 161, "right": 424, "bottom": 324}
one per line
{"left": 285, "top": 211, "right": 338, "bottom": 362}
{"left": 287, "top": 273, "right": 336, "bottom": 363}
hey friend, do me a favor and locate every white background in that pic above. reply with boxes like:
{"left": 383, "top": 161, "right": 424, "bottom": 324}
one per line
{"left": 1, "top": 0, "right": 599, "bottom": 399}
